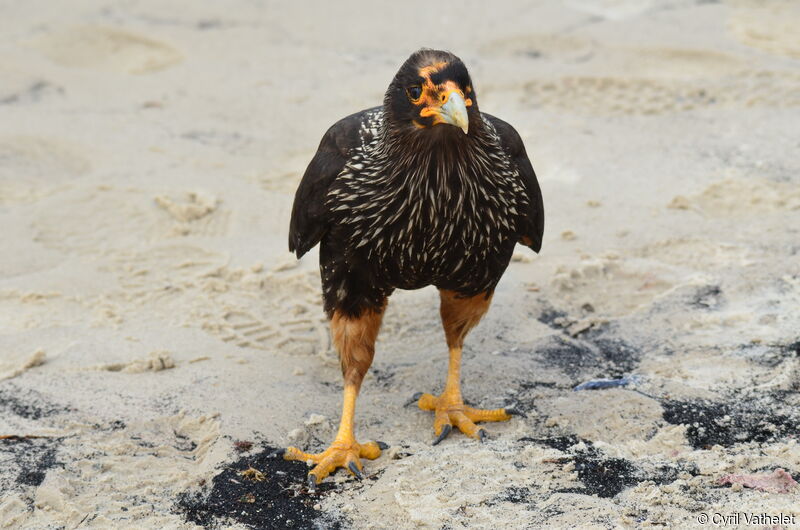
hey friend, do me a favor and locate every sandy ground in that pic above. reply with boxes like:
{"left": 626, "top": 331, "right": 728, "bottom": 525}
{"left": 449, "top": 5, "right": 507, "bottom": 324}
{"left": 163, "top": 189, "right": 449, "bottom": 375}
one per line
{"left": 2, "top": 0, "right": 800, "bottom": 528}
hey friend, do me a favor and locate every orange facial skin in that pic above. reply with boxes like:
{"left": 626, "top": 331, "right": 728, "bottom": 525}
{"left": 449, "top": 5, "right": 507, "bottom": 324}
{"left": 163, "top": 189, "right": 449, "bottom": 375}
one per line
{"left": 407, "top": 63, "right": 473, "bottom": 127}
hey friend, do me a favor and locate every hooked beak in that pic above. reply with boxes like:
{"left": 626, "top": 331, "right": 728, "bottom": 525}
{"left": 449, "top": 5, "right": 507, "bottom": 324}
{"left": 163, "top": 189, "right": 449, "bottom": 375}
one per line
{"left": 439, "top": 91, "right": 469, "bottom": 134}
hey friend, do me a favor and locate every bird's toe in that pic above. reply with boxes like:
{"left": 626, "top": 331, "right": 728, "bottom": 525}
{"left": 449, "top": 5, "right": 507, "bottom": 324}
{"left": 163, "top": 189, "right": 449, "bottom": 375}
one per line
{"left": 347, "top": 461, "right": 365, "bottom": 480}
{"left": 503, "top": 406, "right": 527, "bottom": 418}
{"left": 416, "top": 392, "right": 522, "bottom": 444}
{"left": 478, "top": 429, "right": 488, "bottom": 443}
{"left": 432, "top": 423, "right": 452, "bottom": 445}
{"left": 289, "top": 439, "right": 384, "bottom": 487}
{"left": 404, "top": 392, "right": 424, "bottom": 407}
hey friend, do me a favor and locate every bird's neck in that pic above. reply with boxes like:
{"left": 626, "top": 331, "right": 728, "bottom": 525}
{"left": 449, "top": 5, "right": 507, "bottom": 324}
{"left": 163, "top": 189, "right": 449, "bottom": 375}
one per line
{"left": 379, "top": 118, "right": 489, "bottom": 168}
{"left": 366, "top": 118, "right": 498, "bottom": 192}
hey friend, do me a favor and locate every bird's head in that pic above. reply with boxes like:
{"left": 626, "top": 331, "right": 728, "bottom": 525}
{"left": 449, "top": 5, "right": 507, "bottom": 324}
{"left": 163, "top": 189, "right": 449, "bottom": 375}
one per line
{"left": 384, "top": 49, "right": 477, "bottom": 136}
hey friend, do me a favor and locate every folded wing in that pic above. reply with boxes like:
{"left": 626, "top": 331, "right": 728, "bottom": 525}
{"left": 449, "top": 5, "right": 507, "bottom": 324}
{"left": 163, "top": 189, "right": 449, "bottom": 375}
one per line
{"left": 484, "top": 113, "right": 545, "bottom": 252}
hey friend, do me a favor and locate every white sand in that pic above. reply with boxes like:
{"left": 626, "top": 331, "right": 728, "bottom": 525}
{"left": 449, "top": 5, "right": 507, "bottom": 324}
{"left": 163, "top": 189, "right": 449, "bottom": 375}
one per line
{"left": 1, "top": 0, "right": 799, "bottom": 528}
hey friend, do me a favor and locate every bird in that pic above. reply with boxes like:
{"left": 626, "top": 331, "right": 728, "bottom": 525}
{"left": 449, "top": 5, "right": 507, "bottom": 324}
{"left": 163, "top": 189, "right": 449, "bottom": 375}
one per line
{"left": 284, "top": 49, "right": 544, "bottom": 487}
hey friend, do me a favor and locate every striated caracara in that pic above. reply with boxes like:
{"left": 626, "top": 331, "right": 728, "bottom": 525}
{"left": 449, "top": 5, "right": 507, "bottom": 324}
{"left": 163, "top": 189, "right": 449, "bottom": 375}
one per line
{"left": 285, "top": 49, "right": 545, "bottom": 487}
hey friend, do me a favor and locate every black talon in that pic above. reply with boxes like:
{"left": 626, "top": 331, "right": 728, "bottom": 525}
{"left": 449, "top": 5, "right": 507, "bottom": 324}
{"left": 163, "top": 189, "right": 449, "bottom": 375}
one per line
{"left": 405, "top": 392, "right": 424, "bottom": 407}
{"left": 377, "top": 441, "right": 389, "bottom": 450}
{"left": 478, "top": 429, "right": 488, "bottom": 443}
{"left": 270, "top": 448, "right": 286, "bottom": 459}
{"left": 432, "top": 424, "right": 452, "bottom": 445}
{"left": 307, "top": 474, "right": 317, "bottom": 491}
{"left": 505, "top": 407, "right": 527, "bottom": 418}
{"left": 348, "top": 461, "right": 364, "bottom": 480}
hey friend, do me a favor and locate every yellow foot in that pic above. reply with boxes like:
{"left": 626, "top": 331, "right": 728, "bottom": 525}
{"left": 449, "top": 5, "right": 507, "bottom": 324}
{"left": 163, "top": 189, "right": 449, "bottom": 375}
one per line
{"left": 283, "top": 439, "right": 387, "bottom": 488}
{"left": 414, "top": 392, "right": 524, "bottom": 445}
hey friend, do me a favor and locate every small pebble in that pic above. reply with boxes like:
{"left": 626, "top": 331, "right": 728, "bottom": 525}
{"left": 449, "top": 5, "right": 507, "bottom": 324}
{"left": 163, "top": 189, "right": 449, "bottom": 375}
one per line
{"left": 668, "top": 195, "right": 690, "bottom": 210}
{"left": 305, "top": 414, "right": 326, "bottom": 426}
{"left": 287, "top": 428, "right": 304, "bottom": 442}
{"left": 387, "top": 447, "right": 404, "bottom": 460}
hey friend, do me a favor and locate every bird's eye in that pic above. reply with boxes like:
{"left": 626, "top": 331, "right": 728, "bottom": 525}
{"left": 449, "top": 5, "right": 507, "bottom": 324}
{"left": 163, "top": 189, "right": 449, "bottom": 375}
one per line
{"left": 407, "top": 85, "right": 422, "bottom": 101}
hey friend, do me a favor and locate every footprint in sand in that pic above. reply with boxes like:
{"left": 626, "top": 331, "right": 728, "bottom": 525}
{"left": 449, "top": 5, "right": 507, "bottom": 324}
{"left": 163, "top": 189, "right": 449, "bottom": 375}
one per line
{"left": 216, "top": 308, "right": 328, "bottom": 356}
{"left": 202, "top": 270, "right": 330, "bottom": 357}
{"left": 504, "top": 36, "right": 799, "bottom": 115}
{"left": 634, "top": 238, "right": 752, "bottom": 271}
{"left": 196, "top": 266, "right": 331, "bottom": 355}
{"left": 153, "top": 191, "right": 231, "bottom": 237}
{"left": 728, "top": 1, "right": 800, "bottom": 59}
{"left": 523, "top": 76, "right": 717, "bottom": 115}
{"left": 517, "top": 47, "right": 731, "bottom": 114}
{"left": 615, "top": 48, "right": 743, "bottom": 80}
{"left": 104, "top": 244, "right": 329, "bottom": 356}
{"left": 108, "top": 244, "right": 229, "bottom": 309}
{"left": 30, "top": 26, "right": 182, "bottom": 74}
{"left": 0, "top": 136, "right": 91, "bottom": 203}
{"left": 669, "top": 178, "right": 800, "bottom": 217}
{"left": 549, "top": 252, "right": 679, "bottom": 318}
{"left": 523, "top": 68, "right": 800, "bottom": 115}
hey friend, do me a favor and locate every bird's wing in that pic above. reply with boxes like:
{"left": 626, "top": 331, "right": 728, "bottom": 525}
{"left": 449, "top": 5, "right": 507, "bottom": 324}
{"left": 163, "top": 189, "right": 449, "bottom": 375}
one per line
{"left": 483, "top": 113, "right": 545, "bottom": 252}
{"left": 288, "top": 107, "right": 381, "bottom": 258}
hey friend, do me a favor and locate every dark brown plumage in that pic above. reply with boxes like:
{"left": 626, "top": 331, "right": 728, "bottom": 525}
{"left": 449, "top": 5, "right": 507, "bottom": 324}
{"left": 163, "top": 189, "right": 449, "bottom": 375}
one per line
{"left": 284, "top": 49, "right": 544, "bottom": 486}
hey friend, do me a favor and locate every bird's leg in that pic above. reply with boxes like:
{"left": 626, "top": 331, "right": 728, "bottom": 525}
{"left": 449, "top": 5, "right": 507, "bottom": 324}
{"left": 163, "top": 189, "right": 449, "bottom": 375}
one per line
{"left": 416, "top": 290, "right": 518, "bottom": 444}
{"left": 284, "top": 384, "right": 385, "bottom": 485}
{"left": 284, "top": 304, "right": 386, "bottom": 486}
